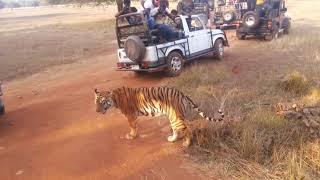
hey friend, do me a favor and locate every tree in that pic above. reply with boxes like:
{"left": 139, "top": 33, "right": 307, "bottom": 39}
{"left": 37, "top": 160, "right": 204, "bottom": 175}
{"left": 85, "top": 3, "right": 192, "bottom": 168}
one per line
{"left": 46, "top": 0, "right": 116, "bottom": 5}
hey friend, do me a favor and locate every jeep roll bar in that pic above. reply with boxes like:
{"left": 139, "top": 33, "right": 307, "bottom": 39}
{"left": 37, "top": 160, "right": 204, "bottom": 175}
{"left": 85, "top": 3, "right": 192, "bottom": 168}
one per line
{"left": 115, "top": 12, "right": 153, "bottom": 48}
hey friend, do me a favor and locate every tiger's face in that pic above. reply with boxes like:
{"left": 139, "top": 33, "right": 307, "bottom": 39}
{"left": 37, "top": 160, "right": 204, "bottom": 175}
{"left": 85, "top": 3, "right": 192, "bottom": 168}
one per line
{"left": 94, "top": 89, "right": 114, "bottom": 114}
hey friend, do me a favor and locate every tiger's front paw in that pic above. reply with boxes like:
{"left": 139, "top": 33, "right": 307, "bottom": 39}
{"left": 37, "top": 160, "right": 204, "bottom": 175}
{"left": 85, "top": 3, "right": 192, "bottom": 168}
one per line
{"left": 125, "top": 133, "right": 137, "bottom": 140}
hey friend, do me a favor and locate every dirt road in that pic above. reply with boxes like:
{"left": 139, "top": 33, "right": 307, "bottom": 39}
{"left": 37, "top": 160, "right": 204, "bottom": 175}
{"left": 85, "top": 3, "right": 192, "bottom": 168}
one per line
{"left": 0, "top": 0, "right": 318, "bottom": 179}
{"left": 0, "top": 5, "right": 202, "bottom": 180}
{"left": 0, "top": 52, "right": 204, "bottom": 179}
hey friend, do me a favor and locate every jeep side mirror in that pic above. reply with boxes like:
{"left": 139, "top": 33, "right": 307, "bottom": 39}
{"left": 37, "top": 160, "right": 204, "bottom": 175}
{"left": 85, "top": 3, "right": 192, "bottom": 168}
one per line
{"left": 282, "top": 7, "right": 287, "bottom": 12}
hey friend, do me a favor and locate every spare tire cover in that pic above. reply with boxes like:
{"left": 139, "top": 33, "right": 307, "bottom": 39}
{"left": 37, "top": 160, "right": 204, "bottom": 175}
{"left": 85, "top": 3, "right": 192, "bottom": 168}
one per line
{"left": 242, "top": 11, "right": 260, "bottom": 28}
{"left": 124, "top": 35, "right": 146, "bottom": 62}
{"left": 223, "top": 12, "right": 234, "bottom": 23}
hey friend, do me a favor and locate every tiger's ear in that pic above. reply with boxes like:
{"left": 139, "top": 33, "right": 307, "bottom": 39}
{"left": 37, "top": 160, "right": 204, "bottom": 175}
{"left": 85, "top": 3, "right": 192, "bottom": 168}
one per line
{"left": 94, "top": 88, "right": 100, "bottom": 95}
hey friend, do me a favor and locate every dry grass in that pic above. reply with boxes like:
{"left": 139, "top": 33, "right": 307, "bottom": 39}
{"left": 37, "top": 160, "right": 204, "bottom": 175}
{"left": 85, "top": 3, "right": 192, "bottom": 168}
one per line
{"left": 0, "top": 19, "right": 115, "bottom": 81}
{"left": 279, "top": 71, "right": 310, "bottom": 95}
{"left": 170, "top": 64, "right": 228, "bottom": 94}
{"left": 266, "top": 28, "right": 320, "bottom": 82}
{"left": 187, "top": 108, "right": 319, "bottom": 179}
{"left": 168, "top": 25, "right": 320, "bottom": 179}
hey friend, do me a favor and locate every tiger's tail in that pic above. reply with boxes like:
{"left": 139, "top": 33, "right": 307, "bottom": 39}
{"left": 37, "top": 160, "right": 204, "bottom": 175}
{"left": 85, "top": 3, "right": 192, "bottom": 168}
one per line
{"left": 184, "top": 95, "right": 224, "bottom": 122}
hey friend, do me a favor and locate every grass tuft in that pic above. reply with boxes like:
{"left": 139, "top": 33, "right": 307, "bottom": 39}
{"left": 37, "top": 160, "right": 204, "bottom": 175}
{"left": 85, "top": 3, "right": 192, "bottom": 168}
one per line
{"left": 172, "top": 64, "right": 228, "bottom": 95}
{"left": 303, "top": 87, "right": 320, "bottom": 106}
{"left": 279, "top": 71, "right": 310, "bottom": 94}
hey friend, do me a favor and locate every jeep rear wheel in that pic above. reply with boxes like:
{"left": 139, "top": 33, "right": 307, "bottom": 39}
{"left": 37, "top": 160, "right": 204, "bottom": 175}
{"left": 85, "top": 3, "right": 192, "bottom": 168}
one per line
{"left": 165, "top": 51, "right": 184, "bottom": 77}
{"left": 213, "top": 39, "right": 224, "bottom": 60}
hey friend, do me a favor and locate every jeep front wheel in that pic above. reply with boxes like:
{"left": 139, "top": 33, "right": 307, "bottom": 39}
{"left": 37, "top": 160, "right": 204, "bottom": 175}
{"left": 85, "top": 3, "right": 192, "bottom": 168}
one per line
{"left": 213, "top": 39, "right": 224, "bottom": 60}
{"left": 165, "top": 51, "right": 184, "bottom": 77}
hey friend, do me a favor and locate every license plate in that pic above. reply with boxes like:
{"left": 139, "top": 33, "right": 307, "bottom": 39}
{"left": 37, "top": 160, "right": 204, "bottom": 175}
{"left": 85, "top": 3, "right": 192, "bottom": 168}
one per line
{"left": 131, "top": 65, "right": 140, "bottom": 70}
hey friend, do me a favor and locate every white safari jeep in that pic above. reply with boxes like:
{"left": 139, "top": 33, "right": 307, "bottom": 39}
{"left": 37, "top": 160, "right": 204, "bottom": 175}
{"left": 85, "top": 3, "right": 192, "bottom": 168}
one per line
{"left": 116, "top": 13, "right": 229, "bottom": 76}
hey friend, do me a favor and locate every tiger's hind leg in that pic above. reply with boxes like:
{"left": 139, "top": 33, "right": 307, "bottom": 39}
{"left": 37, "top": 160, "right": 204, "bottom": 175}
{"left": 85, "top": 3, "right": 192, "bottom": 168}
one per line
{"left": 167, "top": 117, "right": 190, "bottom": 145}
{"left": 168, "top": 127, "right": 191, "bottom": 147}
{"left": 181, "top": 128, "right": 191, "bottom": 147}
{"left": 125, "top": 115, "right": 138, "bottom": 140}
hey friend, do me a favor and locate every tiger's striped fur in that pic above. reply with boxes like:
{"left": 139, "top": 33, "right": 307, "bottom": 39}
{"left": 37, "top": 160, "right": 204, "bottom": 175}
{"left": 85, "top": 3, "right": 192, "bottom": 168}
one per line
{"left": 94, "top": 86, "right": 224, "bottom": 147}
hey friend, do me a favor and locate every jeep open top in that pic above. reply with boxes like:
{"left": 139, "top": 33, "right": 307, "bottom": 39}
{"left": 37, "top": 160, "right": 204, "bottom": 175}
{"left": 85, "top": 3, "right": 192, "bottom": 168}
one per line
{"left": 116, "top": 13, "right": 229, "bottom": 76}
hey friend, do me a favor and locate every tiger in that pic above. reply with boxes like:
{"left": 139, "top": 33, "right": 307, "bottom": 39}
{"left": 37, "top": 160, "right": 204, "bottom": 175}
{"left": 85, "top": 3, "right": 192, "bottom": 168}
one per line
{"left": 94, "top": 86, "right": 224, "bottom": 147}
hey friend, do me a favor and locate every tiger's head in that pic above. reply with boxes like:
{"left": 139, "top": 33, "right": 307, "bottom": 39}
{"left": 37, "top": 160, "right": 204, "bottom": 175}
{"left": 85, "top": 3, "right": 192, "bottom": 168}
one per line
{"left": 94, "top": 89, "right": 114, "bottom": 114}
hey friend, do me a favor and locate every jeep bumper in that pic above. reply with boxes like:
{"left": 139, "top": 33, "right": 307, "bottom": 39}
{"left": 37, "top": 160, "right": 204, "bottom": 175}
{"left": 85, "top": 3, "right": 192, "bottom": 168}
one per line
{"left": 237, "top": 26, "right": 272, "bottom": 36}
{"left": 216, "top": 22, "right": 238, "bottom": 29}
{"left": 116, "top": 62, "right": 167, "bottom": 72}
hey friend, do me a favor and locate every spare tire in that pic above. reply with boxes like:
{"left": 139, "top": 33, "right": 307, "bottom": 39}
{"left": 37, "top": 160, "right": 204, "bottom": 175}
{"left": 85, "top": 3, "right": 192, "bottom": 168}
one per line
{"left": 242, "top": 11, "right": 260, "bottom": 28}
{"left": 223, "top": 12, "right": 235, "bottom": 23}
{"left": 124, "top": 36, "right": 146, "bottom": 62}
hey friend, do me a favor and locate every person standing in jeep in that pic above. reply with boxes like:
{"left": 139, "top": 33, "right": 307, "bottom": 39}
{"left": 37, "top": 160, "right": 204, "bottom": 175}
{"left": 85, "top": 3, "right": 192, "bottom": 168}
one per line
{"left": 151, "top": 0, "right": 176, "bottom": 27}
{"left": 177, "top": 0, "right": 194, "bottom": 16}
{"left": 115, "top": 0, "right": 133, "bottom": 17}
{"left": 247, "top": 0, "right": 256, "bottom": 11}
{"left": 255, "top": 0, "right": 273, "bottom": 17}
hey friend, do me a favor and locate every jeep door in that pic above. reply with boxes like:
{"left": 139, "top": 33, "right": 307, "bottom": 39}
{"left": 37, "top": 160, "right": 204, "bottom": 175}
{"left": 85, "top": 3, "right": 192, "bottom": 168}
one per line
{"left": 185, "top": 17, "right": 211, "bottom": 56}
